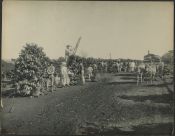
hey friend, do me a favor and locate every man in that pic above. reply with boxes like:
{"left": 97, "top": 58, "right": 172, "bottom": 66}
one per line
{"left": 54, "top": 74, "right": 61, "bottom": 88}
{"left": 158, "top": 61, "right": 165, "bottom": 79}
{"left": 116, "top": 62, "right": 120, "bottom": 72}
{"left": 87, "top": 65, "right": 93, "bottom": 81}
{"left": 80, "top": 63, "right": 85, "bottom": 85}
{"left": 65, "top": 45, "right": 74, "bottom": 62}
{"left": 60, "top": 61, "right": 70, "bottom": 87}
{"left": 130, "top": 61, "right": 136, "bottom": 72}
{"left": 47, "top": 63, "right": 55, "bottom": 91}
{"left": 104, "top": 62, "right": 108, "bottom": 72}
{"left": 93, "top": 63, "right": 98, "bottom": 76}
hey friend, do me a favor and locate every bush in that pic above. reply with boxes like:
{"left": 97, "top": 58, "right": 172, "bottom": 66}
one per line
{"left": 14, "top": 43, "right": 50, "bottom": 96}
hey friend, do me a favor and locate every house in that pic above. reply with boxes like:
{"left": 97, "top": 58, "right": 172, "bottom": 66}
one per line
{"left": 144, "top": 50, "right": 161, "bottom": 63}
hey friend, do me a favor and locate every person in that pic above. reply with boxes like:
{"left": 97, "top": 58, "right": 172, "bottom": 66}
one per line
{"left": 100, "top": 61, "right": 104, "bottom": 72}
{"left": 32, "top": 81, "right": 42, "bottom": 97}
{"left": 60, "top": 61, "right": 70, "bottom": 87}
{"left": 68, "top": 69, "right": 75, "bottom": 85}
{"left": 120, "top": 62, "right": 123, "bottom": 72}
{"left": 159, "top": 61, "right": 165, "bottom": 78}
{"left": 54, "top": 74, "right": 61, "bottom": 87}
{"left": 123, "top": 62, "right": 127, "bottom": 72}
{"left": 65, "top": 45, "right": 74, "bottom": 62}
{"left": 87, "top": 65, "right": 93, "bottom": 81}
{"left": 116, "top": 62, "right": 120, "bottom": 72}
{"left": 47, "top": 63, "right": 55, "bottom": 91}
{"left": 93, "top": 63, "right": 98, "bottom": 77}
{"left": 130, "top": 61, "right": 135, "bottom": 72}
{"left": 104, "top": 62, "right": 108, "bottom": 72}
{"left": 80, "top": 63, "right": 85, "bottom": 85}
{"left": 15, "top": 82, "right": 20, "bottom": 94}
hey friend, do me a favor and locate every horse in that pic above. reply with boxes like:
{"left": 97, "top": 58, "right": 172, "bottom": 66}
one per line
{"left": 144, "top": 64, "right": 157, "bottom": 84}
{"left": 136, "top": 63, "right": 146, "bottom": 85}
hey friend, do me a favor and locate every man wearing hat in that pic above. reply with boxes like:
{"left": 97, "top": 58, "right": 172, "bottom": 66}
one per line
{"left": 65, "top": 45, "right": 74, "bottom": 62}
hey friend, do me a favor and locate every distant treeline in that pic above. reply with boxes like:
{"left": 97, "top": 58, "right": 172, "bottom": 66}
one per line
{"left": 1, "top": 49, "right": 173, "bottom": 75}
{"left": 1, "top": 60, "right": 15, "bottom": 73}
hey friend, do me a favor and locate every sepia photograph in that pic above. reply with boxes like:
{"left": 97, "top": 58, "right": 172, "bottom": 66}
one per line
{"left": 0, "top": 1, "right": 174, "bottom": 135}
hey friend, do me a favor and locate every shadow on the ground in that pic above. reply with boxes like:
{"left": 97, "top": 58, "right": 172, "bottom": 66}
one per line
{"left": 120, "top": 77, "right": 137, "bottom": 80}
{"left": 77, "top": 122, "right": 173, "bottom": 135}
{"left": 144, "top": 83, "right": 174, "bottom": 95}
{"left": 107, "top": 81, "right": 137, "bottom": 85}
{"left": 143, "top": 82, "right": 173, "bottom": 87}
{"left": 2, "top": 88, "right": 14, "bottom": 96}
{"left": 119, "top": 93, "right": 173, "bottom": 104}
{"left": 114, "top": 73, "right": 136, "bottom": 76}
{"left": 2, "top": 88, "right": 22, "bottom": 98}
{"left": 131, "top": 122, "right": 173, "bottom": 135}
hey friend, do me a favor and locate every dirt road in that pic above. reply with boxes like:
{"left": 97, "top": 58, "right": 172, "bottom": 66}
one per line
{"left": 1, "top": 73, "right": 174, "bottom": 135}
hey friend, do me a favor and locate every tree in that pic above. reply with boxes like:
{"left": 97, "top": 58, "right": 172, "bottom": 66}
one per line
{"left": 162, "top": 50, "right": 173, "bottom": 64}
{"left": 14, "top": 43, "right": 50, "bottom": 96}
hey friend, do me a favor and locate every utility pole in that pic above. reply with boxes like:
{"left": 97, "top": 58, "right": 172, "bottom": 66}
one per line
{"left": 109, "top": 52, "right": 112, "bottom": 59}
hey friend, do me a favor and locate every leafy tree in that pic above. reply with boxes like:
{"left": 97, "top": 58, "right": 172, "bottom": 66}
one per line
{"left": 14, "top": 43, "right": 50, "bottom": 96}
{"left": 162, "top": 50, "right": 173, "bottom": 64}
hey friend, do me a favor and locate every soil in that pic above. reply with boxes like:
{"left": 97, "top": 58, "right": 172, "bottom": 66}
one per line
{"left": 1, "top": 72, "right": 174, "bottom": 135}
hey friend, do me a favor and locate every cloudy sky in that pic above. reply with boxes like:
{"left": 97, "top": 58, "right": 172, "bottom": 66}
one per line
{"left": 2, "top": 1, "right": 174, "bottom": 60}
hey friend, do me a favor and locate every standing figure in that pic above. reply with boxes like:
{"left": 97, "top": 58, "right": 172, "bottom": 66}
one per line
{"left": 116, "top": 62, "right": 120, "bottom": 72}
{"left": 120, "top": 62, "right": 123, "bottom": 72}
{"left": 60, "top": 61, "right": 70, "bottom": 87}
{"left": 87, "top": 65, "right": 93, "bottom": 81}
{"left": 93, "top": 63, "right": 98, "bottom": 77}
{"left": 100, "top": 61, "right": 104, "bottom": 72}
{"left": 65, "top": 45, "right": 74, "bottom": 63}
{"left": 127, "top": 61, "right": 130, "bottom": 72}
{"left": 80, "top": 63, "right": 85, "bottom": 85}
{"left": 130, "top": 61, "right": 136, "bottom": 72}
{"left": 159, "top": 61, "right": 165, "bottom": 79}
{"left": 54, "top": 74, "right": 61, "bottom": 88}
{"left": 47, "top": 63, "right": 55, "bottom": 91}
{"left": 104, "top": 62, "right": 108, "bottom": 72}
{"left": 15, "top": 82, "right": 20, "bottom": 94}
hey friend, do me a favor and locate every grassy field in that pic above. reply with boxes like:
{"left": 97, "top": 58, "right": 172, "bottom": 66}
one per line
{"left": 1, "top": 72, "right": 174, "bottom": 135}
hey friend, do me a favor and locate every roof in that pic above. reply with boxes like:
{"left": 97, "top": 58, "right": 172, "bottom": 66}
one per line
{"left": 144, "top": 53, "right": 161, "bottom": 62}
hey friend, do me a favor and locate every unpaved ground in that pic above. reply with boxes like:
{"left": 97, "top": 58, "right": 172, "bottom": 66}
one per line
{"left": 1, "top": 73, "right": 174, "bottom": 135}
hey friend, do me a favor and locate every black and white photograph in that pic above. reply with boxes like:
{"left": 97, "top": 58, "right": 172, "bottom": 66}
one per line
{"left": 0, "top": 1, "right": 174, "bottom": 135}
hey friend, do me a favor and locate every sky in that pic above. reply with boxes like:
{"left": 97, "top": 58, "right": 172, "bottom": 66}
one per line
{"left": 2, "top": 1, "right": 174, "bottom": 60}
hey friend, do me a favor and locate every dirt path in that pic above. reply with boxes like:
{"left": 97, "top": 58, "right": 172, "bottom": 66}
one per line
{"left": 1, "top": 73, "right": 174, "bottom": 135}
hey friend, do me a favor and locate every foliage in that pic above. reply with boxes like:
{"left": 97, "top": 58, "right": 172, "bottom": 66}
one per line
{"left": 1, "top": 60, "right": 15, "bottom": 73}
{"left": 162, "top": 50, "right": 173, "bottom": 64}
{"left": 14, "top": 43, "right": 51, "bottom": 96}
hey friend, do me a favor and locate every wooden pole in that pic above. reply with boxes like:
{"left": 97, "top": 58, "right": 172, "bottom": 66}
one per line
{"left": 109, "top": 53, "right": 112, "bottom": 59}
{"left": 73, "top": 36, "right": 82, "bottom": 56}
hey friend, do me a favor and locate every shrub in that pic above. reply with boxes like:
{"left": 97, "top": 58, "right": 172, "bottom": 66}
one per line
{"left": 14, "top": 43, "right": 50, "bottom": 96}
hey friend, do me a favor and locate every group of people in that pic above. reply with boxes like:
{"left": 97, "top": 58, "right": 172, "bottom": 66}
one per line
{"left": 38, "top": 55, "right": 166, "bottom": 92}
{"left": 111, "top": 61, "right": 136, "bottom": 73}
{"left": 14, "top": 44, "right": 167, "bottom": 95}
{"left": 44, "top": 62, "right": 71, "bottom": 91}
{"left": 42, "top": 45, "right": 97, "bottom": 92}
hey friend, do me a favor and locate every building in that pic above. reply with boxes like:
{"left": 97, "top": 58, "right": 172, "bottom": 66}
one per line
{"left": 144, "top": 50, "right": 161, "bottom": 63}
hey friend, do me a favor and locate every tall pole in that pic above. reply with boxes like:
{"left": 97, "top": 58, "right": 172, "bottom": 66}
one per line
{"left": 109, "top": 52, "right": 112, "bottom": 59}
{"left": 73, "top": 36, "right": 82, "bottom": 56}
